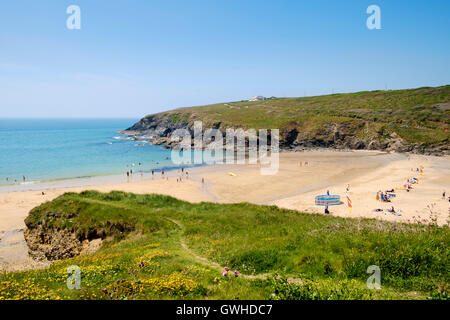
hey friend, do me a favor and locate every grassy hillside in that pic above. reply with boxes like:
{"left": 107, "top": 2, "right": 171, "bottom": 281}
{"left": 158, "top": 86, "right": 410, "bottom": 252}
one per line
{"left": 128, "top": 86, "right": 450, "bottom": 152}
{"left": 1, "top": 191, "right": 448, "bottom": 300}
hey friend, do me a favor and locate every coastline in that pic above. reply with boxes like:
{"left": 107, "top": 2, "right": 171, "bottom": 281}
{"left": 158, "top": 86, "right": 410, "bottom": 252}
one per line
{"left": 1, "top": 149, "right": 449, "bottom": 272}
{"left": 0, "top": 163, "right": 206, "bottom": 194}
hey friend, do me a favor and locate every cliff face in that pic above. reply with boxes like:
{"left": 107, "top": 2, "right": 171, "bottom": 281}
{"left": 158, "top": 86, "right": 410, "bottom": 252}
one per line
{"left": 23, "top": 197, "right": 136, "bottom": 262}
{"left": 123, "top": 115, "right": 448, "bottom": 155}
{"left": 122, "top": 86, "right": 450, "bottom": 156}
{"left": 125, "top": 114, "right": 192, "bottom": 138}
{"left": 24, "top": 224, "right": 102, "bottom": 262}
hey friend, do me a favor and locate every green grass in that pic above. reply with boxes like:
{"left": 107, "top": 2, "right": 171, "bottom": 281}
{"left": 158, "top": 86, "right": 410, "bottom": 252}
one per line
{"left": 140, "top": 86, "right": 450, "bottom": 146}
{"left": 1, "top": 191, "right": 449, "bottom": 300}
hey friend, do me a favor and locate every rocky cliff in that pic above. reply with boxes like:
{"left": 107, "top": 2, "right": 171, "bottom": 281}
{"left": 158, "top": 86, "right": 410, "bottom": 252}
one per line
{"left": 122, "top": 86, "right": 450, "bottom": 155}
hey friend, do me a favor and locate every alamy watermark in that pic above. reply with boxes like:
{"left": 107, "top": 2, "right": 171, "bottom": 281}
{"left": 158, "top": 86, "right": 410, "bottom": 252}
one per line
{"left": 366, "top": 265, "right": 381, "bottom": 290}
{"left": 65, "top": 5, "right": 381, "bottom": 31}
{"left": 66, "top": 5, "right": 81, "bottom": 30}
{"left": 66, "top": 265, "right": 81, "bottom": 290}
{"left": 366, "top": 5, "right": 381, "bottom": 30}
{"left": 169, "top": 121, "right": 279, "bottom": 175}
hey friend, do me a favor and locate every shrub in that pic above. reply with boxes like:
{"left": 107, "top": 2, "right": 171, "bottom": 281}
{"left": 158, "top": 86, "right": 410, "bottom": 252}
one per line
{"left": 269, "top": 277, "right": 373, "bottom": 300}
{"left": 229, "top": 249, "right": 280, "bottom": 273}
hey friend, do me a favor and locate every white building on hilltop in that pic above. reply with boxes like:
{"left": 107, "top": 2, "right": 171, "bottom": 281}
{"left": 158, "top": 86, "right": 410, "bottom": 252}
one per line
{"left": 249, "top": 96, "right": 266, "bottom": 101}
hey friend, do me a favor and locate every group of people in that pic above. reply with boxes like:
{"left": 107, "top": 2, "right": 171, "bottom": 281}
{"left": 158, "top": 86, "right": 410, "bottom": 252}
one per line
{"left": 404, "top": 177, "right": 419, "bottom": 191}
{"left": 376, "top": 190, "right": 393, "bottom": 202}
{"left": 412, "top": 167, "right": 424, "bottom": 175}
{"left": 298, "top": 161, "right": 309, "bottom": 167}
{"left": 4, "top": 176, "right": 27, "bottom": 184}
{"left": 124, "top": 163, "right": 208, "bottom": 190}
{"left": 374, "top": 168, "right": 426, "bottom": 216}
{"left": 125, "top": 160, "right": 173, "bottom": 180}
{"left": 176, "top": 168, "right": 189, "bottom": 182}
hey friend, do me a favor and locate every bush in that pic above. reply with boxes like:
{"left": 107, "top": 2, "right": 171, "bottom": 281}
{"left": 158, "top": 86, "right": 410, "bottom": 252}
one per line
{"left": 428, "top": 290, "right": 449, "bottom": 300}
{"left": 229, "top": 249, "right": 280, "bottom": 273}
{"left": 269, "top": 277, "right": 373, "bottom": 300}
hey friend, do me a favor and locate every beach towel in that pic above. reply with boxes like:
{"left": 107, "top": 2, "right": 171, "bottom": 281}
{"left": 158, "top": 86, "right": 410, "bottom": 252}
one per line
{"left": 387, "top": 194, "right": 396, "bottom": 198}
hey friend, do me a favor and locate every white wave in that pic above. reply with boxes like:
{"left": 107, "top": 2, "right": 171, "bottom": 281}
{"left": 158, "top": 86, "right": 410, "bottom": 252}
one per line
{"left": 20, "top": 181, "right": 38, "bottom": 185}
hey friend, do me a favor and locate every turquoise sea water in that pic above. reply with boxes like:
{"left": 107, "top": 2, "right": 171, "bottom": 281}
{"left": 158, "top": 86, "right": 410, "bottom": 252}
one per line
{"left": 0, "top": 119, "right": 184, "bottom": 186}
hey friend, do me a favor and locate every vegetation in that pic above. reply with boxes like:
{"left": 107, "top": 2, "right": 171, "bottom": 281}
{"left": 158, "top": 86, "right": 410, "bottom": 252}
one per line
{"left": 141, "top": 86, "right": 450, "bottom": 146}
{"left": 1, "top": 191, "right": 448, "bottom": 300}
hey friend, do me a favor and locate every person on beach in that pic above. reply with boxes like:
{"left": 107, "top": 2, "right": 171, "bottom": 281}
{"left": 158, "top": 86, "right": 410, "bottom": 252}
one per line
{"left": 23, "top": 176, "right": 26, "bottom": 182}
{"left": 325, "top": 204, "right": 329, "bottom": 214}
{"left": 346, "top": 184, "right": 350, "bottom": 192}
{"left": 126, "top": 171, "right": 130, "bottom": 177}
{"left": 443, "top": 191, "right": 446, "bottom": 200}
{"left": 326, "top": 190, "right": 330, "bottom": 195}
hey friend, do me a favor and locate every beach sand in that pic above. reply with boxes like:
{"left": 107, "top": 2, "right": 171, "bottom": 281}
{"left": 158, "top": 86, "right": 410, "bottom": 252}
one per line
{"left": 1, "top": 150, "right": 449, "bottom": 271}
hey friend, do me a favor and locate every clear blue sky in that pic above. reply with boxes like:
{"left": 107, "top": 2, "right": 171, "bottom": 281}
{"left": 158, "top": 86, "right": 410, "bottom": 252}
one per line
{"left": 0, "top": 0, "right": 449, "bottom": 118}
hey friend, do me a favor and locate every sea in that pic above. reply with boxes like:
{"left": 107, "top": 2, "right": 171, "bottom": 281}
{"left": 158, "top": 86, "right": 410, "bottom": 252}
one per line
{"left": 0, "top": 118, "right": 192, "bottom": 191}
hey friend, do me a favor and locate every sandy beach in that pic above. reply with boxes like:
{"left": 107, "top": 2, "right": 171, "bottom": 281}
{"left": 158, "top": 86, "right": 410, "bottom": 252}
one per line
{"left": 1, "top": 150, "right": 449, "bottom": 271}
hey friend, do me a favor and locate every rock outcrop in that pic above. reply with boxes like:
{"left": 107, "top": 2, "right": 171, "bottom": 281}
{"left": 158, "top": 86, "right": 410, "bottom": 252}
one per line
{"left": 24, "top": 224, "right": 102, "bottom": 262}
{"left": 122, "top": 114, "right": 449, "bottom": 156}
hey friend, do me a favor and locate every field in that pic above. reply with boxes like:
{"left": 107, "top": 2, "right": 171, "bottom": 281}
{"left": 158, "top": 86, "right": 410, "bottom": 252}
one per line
{"left": 1, "top": 191, "right": 448, "bottom": 300}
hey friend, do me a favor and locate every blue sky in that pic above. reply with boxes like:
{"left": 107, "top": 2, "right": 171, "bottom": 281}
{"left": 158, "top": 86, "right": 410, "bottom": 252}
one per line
{"left": 0, "top": 0, "right": 449, "bottom": 118}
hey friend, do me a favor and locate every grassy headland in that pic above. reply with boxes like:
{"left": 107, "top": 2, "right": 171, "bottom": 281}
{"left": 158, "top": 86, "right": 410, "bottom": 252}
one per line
{"left": 126, "top": 86, "right": 450, "bottom": 154}
{"left": 1, "top": 191, "right": 448, "bottom": 300}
